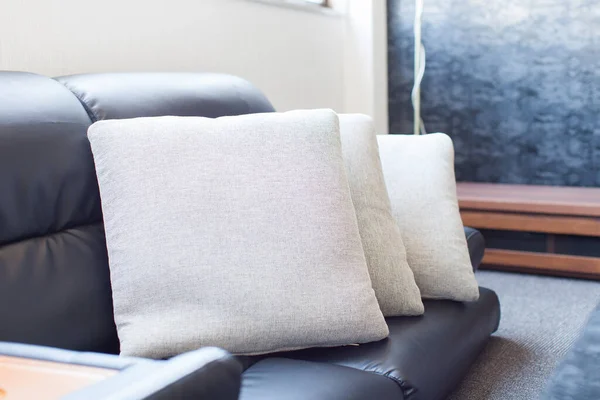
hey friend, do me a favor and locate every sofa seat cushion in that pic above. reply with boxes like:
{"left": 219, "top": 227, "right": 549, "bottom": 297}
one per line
{"left": 240, "top": 358, "right": 404, "bottom": 400}
{"left": 277, "top": 287, "right": 500, "bottom": 400}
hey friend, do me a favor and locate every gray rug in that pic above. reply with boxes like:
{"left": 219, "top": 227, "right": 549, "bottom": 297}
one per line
{"left": 449, "top": 270, "right": 600, "bottom": 400}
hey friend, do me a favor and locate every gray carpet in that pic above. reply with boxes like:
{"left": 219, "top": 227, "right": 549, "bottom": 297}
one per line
{"left": 449, "top": 270, "right": 600, "bottom": 400}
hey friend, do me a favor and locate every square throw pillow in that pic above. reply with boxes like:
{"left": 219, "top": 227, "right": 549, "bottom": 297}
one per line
{"left": 88, "top": 109, "right": 388, "bottom": 358}
{"left": 339, "top": 114, "right": 423, "bottom": 316}
{"left": 377, "top": 133, "right": 479, "bottom": 301}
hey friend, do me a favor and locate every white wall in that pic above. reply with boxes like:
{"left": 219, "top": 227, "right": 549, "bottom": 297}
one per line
{"left": 0, "top": 0, "right": 345, "bottom": 112}
{"left": 342, "top": 0, "right": 389, "bottom": 133}
{"left": 0, "top": 0, "right": 388, "bottom": 130}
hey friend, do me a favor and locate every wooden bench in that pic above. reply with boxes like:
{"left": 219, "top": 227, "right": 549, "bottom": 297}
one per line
{"left": 457, "top": 182, "right": 600, "bottom": 280}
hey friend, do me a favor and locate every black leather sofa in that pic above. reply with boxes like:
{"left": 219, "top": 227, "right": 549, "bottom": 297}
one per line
{"left": 0, "top": 71, "right": 501, "bottom": 400}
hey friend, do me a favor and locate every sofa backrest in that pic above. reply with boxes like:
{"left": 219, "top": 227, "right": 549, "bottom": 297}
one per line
{"left": 0, "top": 72, "right": 275, "bottom": 354}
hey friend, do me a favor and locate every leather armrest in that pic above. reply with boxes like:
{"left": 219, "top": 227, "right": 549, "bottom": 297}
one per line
{"left": 464, "top": 226, "right": 485, "bottom": 271}
{"left": 0, "top": 342, "right": 242, "bottom": 400}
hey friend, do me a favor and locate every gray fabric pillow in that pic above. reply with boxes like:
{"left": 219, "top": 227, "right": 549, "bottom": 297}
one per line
{"left": 339, "top": 114, "right": 423, "bottom": 316}
{"left": 378, "top": 133, "right": 479, "bottom": 301}
{"left": 88, "top": 109, "right": 388, "bottom": 358}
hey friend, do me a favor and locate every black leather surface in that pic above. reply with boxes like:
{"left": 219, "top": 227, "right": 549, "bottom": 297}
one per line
{"left": 465, "top": 226, "right": 485, "bottom": 271}
{"left": 0, "top": 72, "right": 101, "bottom": 245}
{"left": 0, "top": 72, "right": 119, "bottom": 354}
{"left": 0, "top": 225, "right": 119, "bottom": 353}
{"left": 241, "top": 358, "right": 404, "bottom": 400}
{"left": 56, "top": 72, "right": 275, "bottom": 121}
{"left": 278, "top": 288, "right": 501, "bottom": 400}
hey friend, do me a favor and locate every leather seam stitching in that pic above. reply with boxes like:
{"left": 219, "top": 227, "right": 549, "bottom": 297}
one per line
{"left": 0, "top": 221, "right": 102, "bottom": 248}
{"left": 366, "top": 370, "right": 417, "bottom": 399}
{"left": 56, "top": 80, "right": 100, "bottom": 122}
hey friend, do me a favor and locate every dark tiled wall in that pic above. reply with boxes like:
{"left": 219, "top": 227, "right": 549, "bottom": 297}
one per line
{"left": 387, "top": 0, "right": 599, "bottom": 186}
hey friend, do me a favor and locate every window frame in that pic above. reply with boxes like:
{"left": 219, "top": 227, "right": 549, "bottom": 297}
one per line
{"left": 302, "top": 0, "right": 328, "bottom": 5}
{"left": 248, "top": 0, "right": 337, "bottom": 15}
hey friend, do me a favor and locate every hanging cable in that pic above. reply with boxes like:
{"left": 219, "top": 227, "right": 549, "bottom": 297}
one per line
{"left": 411, "top": 0, "right": 427, "bottom": 135}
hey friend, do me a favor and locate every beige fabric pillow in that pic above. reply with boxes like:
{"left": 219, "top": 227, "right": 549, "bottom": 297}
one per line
{"left": 88, "top": 109, "right": 389, "bottom": 358}
{"left": 377, "top": 133, "right": 479, "bottom": 301}
{"left": 339, "top": 114, "right": 423, "bottom": 316}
